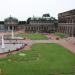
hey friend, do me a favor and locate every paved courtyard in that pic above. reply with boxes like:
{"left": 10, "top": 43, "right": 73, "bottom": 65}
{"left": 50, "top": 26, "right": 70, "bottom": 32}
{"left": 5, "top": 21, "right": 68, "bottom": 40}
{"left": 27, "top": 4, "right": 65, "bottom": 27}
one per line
{"left": 47, "top": 34, "right": 75, "bottom": 53}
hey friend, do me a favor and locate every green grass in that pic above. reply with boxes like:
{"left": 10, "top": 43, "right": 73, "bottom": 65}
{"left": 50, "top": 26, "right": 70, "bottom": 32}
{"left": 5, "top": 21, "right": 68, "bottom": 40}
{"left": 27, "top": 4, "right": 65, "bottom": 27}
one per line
{"left": 17, "top": 33, "right": 48, "bottom": 40}
{"left": 0, "top": 43, "right": 75, "bottom": 75}
{"left": 55, "top": 32, "right": 65, "bottom": 38}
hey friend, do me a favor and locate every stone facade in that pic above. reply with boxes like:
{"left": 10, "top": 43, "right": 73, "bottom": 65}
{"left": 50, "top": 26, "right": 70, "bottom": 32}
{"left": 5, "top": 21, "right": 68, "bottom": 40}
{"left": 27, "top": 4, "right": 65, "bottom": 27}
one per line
{"left": 0, "top": 14, "right": 57, "bottom": 33}
{"left": 58, "top": 9, "right": 75, "bottom": 37}
{"left": 0, "top": 17, "right": 25, "bottom": 32}
{"left": 25, "top": 17, "right": 56, "bottom": 33}
{"left": 4, "top": 16, "right": 18, "bottom": 31}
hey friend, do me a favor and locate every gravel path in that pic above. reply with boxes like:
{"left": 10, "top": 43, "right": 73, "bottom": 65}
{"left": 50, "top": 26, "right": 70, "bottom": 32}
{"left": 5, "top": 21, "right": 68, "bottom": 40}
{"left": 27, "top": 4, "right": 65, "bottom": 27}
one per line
{"left": 47, "top": 34, "right": 75, "bottom": 53}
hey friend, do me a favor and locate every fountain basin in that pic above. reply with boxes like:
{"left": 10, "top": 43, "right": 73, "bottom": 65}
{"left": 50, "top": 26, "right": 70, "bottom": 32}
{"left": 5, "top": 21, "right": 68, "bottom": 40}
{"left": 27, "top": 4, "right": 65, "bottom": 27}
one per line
{"left": 0, "top": 43, "right": 26, "bottom": 54}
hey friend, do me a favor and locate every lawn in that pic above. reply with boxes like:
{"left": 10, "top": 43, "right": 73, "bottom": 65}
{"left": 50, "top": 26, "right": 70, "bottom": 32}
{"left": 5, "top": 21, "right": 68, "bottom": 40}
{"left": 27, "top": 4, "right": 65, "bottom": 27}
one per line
{"left": 0, "top": 43, "right": 75, "bottom": 75}
{"left": 17, "top": 33, "right": 48, "bottom": 40}
{"left": 55, "top": 32, "right": 65, "bottom": 38}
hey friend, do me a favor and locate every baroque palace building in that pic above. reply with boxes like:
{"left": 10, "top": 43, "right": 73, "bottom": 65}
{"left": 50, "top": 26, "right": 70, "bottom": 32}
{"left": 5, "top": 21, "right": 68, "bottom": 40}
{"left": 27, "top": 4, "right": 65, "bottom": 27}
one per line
{"left": 58, "top": 9, "right": 75, "bottom": 37}
{"left": 0, "top": 9, "right": 75, "bottom": 37}
{"left": 25, "top": 14, "right": 57, "bottom": 33}
{"left": 0, "top": 16, "right": 26, "bottom": 31}
{"left": 0, "top": 14, "right": 57, "bottom": 33}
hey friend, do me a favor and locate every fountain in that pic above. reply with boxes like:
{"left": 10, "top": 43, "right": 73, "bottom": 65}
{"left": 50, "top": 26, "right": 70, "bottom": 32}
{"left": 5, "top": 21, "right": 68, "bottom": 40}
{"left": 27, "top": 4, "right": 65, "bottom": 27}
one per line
{"left": 0, "top": 34, "right": 24, "bottom": 53}
{"left": 1, "top": 35, "right": 5, "bottom": 48}
{"left": 0, "top": 30, "right": 25, "bottom": 54}
{"left": 11, "top": 28, "right": 23, "bottom": 39}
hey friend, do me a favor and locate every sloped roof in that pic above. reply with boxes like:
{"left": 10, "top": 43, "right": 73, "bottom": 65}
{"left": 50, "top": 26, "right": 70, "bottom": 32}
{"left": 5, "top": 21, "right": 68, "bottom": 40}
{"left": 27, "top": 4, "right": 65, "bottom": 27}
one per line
{"left": 4, "top": 16, "right": 18, "bottom": 22}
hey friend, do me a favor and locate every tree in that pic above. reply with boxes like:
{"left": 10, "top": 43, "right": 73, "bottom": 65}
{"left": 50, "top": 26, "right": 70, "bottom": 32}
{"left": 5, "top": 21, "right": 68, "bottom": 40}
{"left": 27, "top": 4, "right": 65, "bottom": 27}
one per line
{"left": 27, "top": 17, "right": 31, "bottom": 24}
{"left": 50, "top": 17, "right": 56, "bottom": 20}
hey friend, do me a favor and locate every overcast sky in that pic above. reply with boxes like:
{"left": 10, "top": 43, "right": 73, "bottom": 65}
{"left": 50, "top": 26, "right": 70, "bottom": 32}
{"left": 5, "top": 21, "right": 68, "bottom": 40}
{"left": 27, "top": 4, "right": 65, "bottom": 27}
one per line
{"left": 0, "top": 0, "right": 75, "bottom": 21}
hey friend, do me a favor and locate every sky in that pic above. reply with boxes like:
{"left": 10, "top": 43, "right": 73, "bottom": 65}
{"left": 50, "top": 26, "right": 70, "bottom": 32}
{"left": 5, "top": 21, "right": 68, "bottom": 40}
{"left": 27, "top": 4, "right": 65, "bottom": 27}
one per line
{"left": 0, "top": 0, "right": 75, "bottom": 21}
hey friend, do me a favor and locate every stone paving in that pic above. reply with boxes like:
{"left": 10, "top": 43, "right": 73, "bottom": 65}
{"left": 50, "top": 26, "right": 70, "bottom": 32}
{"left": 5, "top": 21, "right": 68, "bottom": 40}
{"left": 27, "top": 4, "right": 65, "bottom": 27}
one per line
{"left": 57, "top": 38, "right": 75, "bottom": 53}
{"left": 47, "top": 34, "right": 75, "bottom": 53}
{"left": 31, "top": 39, "right": 54, "bottom": 44}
